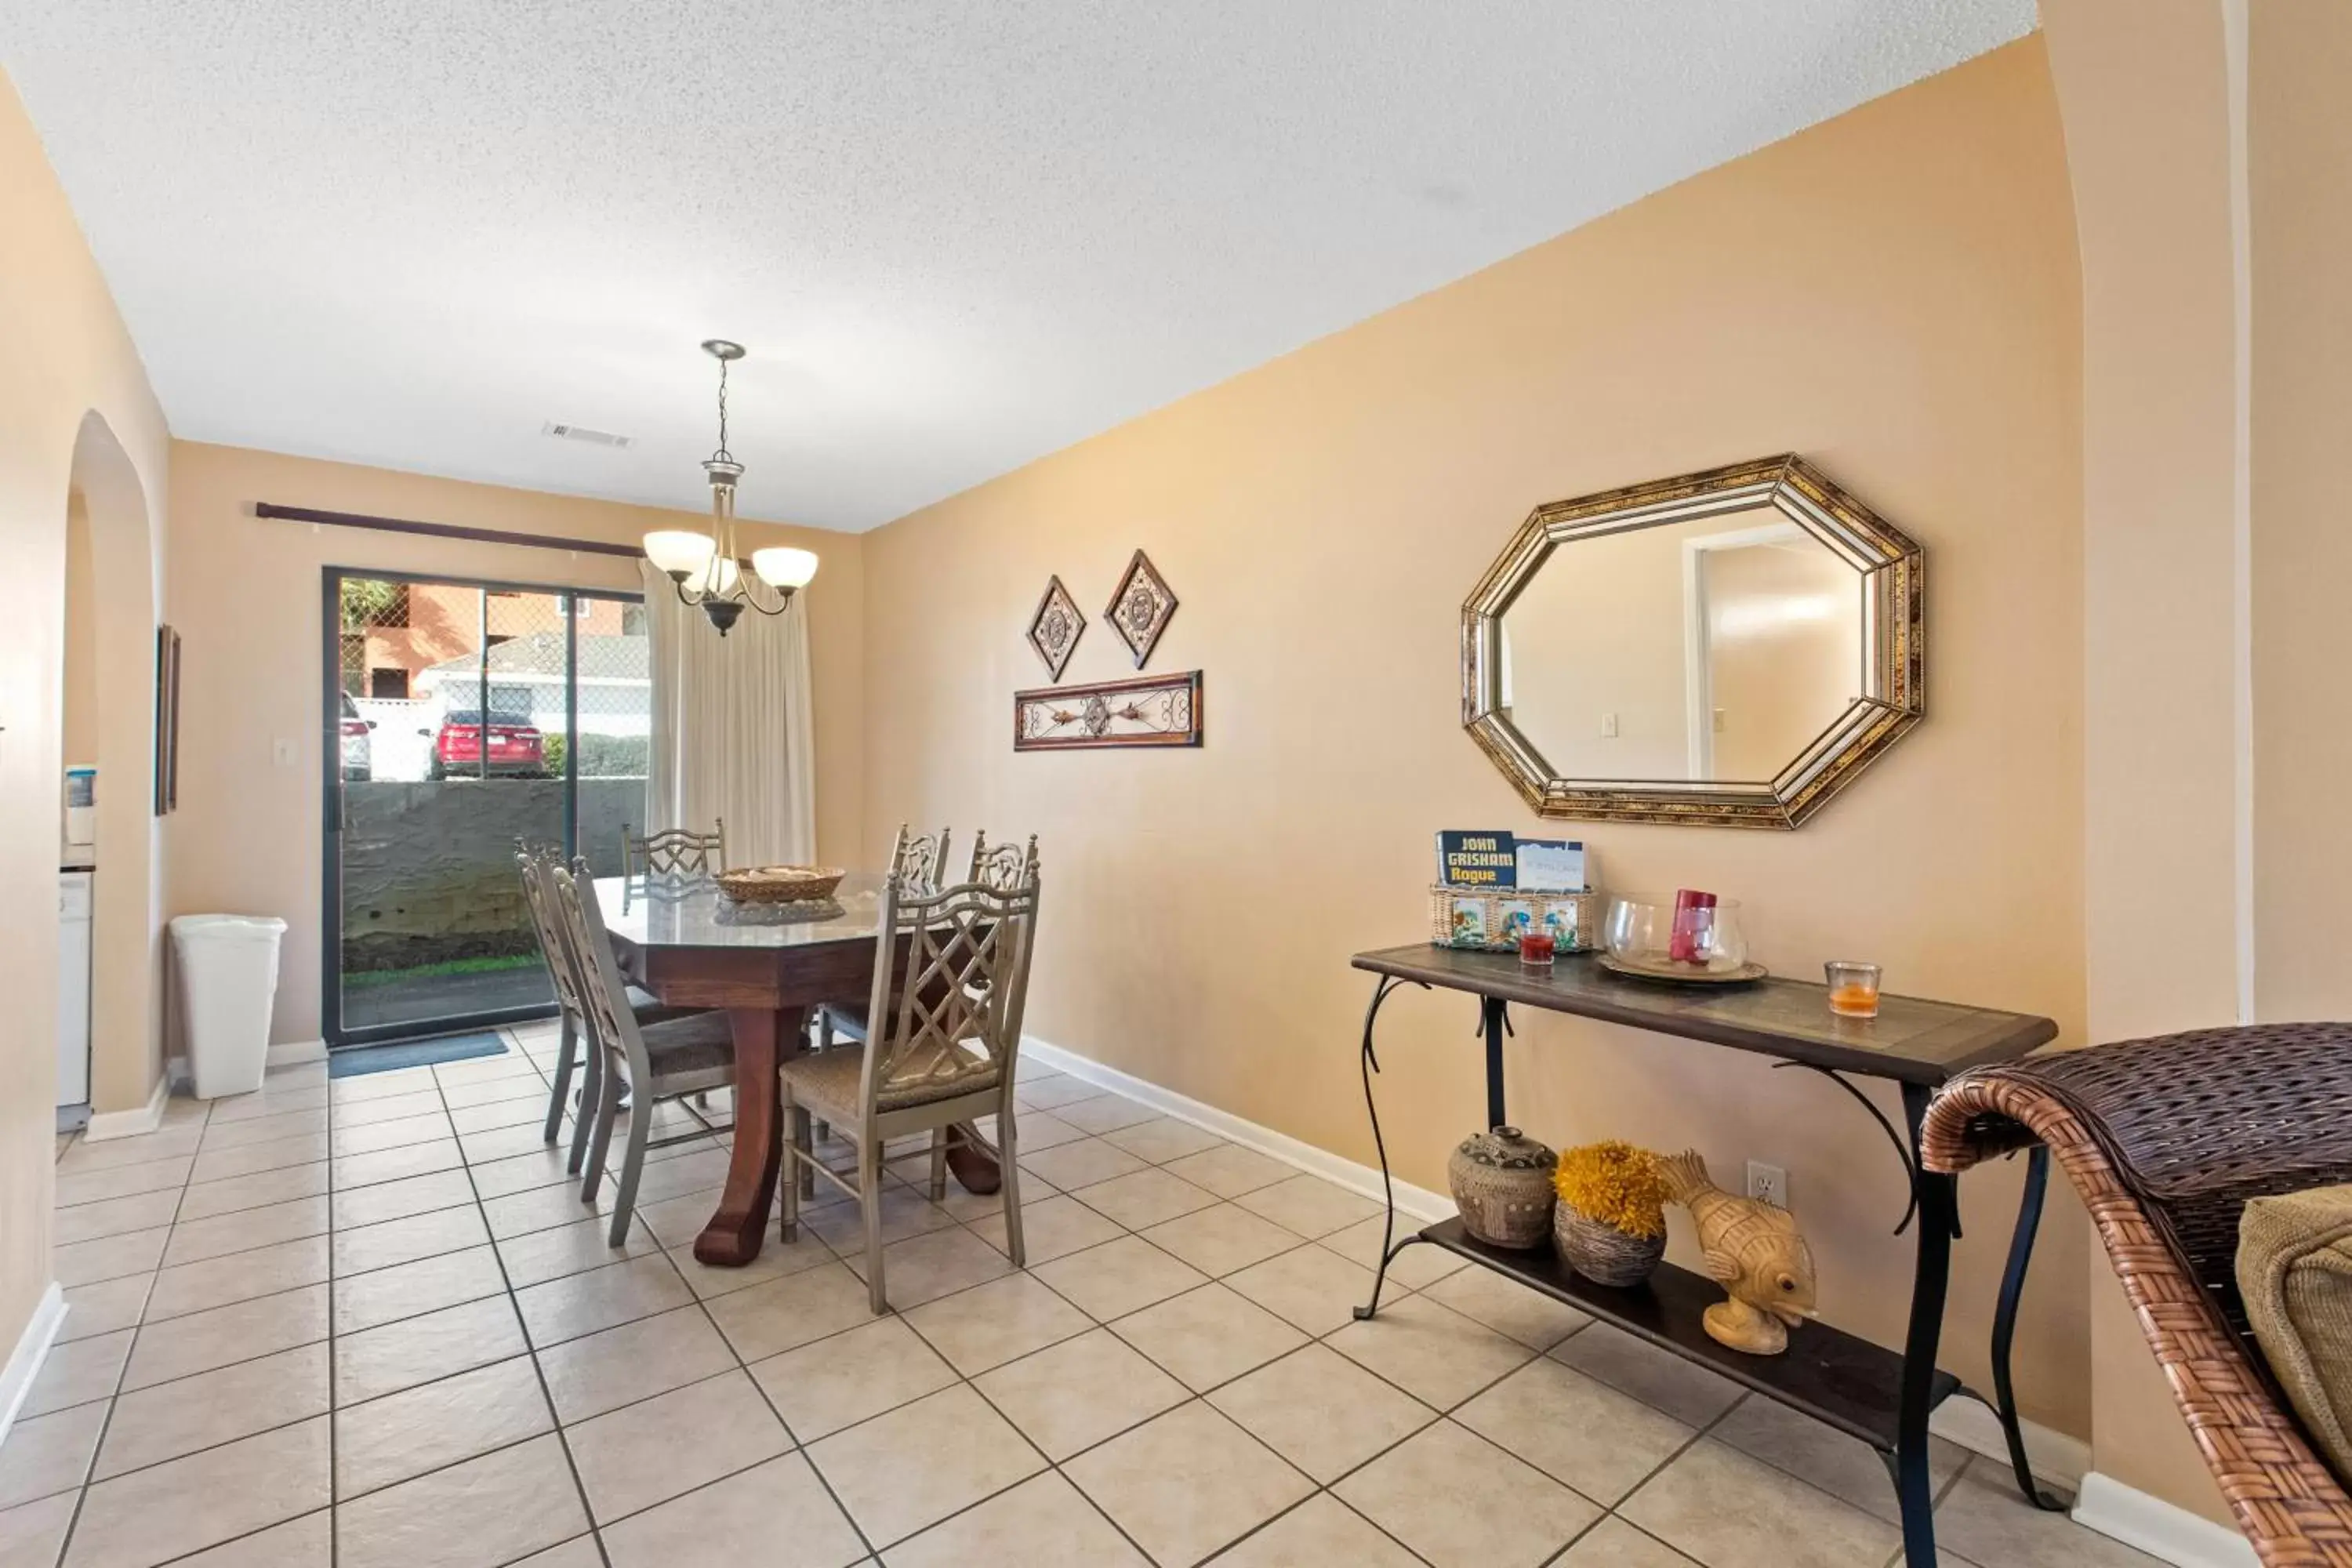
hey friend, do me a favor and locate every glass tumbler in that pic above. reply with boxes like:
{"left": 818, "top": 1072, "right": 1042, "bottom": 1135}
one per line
{"left": 1825, "top": 961, "right": 1882, "bottom": 1018}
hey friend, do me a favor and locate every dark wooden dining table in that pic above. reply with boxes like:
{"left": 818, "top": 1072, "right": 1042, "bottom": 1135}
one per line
{"left": 596, "top": 870, "right": 1000, "bottom": 1265}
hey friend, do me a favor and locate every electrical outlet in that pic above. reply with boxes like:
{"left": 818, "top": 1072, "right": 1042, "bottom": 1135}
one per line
{"left": 1746, "top": 1160, "right": 1788, "bottom": 1209}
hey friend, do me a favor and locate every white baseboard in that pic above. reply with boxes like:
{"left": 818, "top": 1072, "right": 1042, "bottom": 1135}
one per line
{"left": 1929, "top": 1392, "right": 2090, "bottom": 1492}
{"left": 267, "top": 1039, "right": 327, "bottom": 1069}
{"left": 2074, "top": 1471, "right": 2259, "bottom": 1568}
{"left": 1021, "top": 1034, "right": 1454, "bottom": 1224}
{"left": 81, "top": 1074, "right": 168, "bottom": 1142}
{"left": 0, "top": 1283, "right": 66, "bottom": 1446}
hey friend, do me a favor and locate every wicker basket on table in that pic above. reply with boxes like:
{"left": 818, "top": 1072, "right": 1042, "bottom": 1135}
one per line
{"left": 1922, "top": 1025, "right": 2352, "bottom": 1567}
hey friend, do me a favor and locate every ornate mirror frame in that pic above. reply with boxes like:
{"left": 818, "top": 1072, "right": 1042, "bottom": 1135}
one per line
{"left": 1461, "top": 455, "right": 1924, "bottom": 829}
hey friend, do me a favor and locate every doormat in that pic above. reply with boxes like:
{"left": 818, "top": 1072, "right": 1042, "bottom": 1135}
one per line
{"left": 329, "top": 1032, "right": 509, "bottom": 1079}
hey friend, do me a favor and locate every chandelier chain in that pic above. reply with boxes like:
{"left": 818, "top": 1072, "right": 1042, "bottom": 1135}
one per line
{"left": 711, "top": 354, "right": 734, "bottom": 466}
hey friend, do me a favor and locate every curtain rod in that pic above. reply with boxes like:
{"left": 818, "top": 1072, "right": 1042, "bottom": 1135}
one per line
{"left": 255, "top": 502, "right": 645, "bottom": 560}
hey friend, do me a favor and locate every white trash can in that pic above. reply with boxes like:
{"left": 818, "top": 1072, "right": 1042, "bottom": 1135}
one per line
{"left": 171, "top": 914, "right": 287, "bottom": 1098}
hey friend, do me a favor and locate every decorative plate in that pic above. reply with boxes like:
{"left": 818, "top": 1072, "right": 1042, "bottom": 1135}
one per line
{"left": 1598, "top": 952, "right": 1769, "bottom": 985}
{"left": 1104, "top": 550, "right": 1178, "bottom": 668}
{"left": 1025, "top": 575, "right": 1084, "bottom": 681}
{"left": 714, "top": 866, "right": 846, "bottom": 905}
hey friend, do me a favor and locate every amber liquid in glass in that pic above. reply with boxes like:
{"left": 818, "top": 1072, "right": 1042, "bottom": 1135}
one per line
{"left": 1828, "top": 984, "right": 1879, "bottom": 1018}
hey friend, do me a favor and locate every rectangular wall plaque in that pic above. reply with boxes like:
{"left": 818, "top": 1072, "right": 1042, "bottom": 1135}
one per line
{"left": 1014, "top": 670, "right": 1203, "bottom": 751}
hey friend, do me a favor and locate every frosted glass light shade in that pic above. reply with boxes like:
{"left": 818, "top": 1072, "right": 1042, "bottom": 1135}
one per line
{"left": 644, "top": 529, "right": 717, "bottom": 577}
{"left": 699, "top": 556, "right": 742, "bottom": 595}
{"left": 751, "top": 546, "right": 820, "bottom": 590}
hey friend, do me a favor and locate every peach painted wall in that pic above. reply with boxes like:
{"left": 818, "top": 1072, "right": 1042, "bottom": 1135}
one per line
{"left": 862, "top": 38, "right": 2090, "bottom": 1433}
{"left": 2250, "top": 0, "right": 2352, "bottom": 1025}
{"left": 61, "top": 495, "right": 96, "bottom": 772}
{"left": 165, "top": 442, "right": 865, "bottom": 1047}
{"left": 0, "top": 70, "right": 172, "bottom": 1362}
{"left": 2041, "top": 0, "right": 2252, "bottom": 1526}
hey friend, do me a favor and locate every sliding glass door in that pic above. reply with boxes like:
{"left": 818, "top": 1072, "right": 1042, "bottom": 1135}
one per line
{"left": 323, "top": 568, "right": 648, "bottom": 1046}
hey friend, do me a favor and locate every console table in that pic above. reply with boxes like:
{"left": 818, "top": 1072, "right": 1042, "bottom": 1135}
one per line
{"left": 1348, "top": 944, "right": 2062, "bottom": 1568}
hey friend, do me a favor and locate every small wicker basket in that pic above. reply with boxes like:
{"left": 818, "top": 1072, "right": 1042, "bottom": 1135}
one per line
{"left": 1554, "top": 1203, "right": 1667, "bottom": 1287}
{"left": 716, "top": 866, "right": 846, "bottom": 905}
{"left": 1429, "top": 885, "right": 1602, "bottom": 954}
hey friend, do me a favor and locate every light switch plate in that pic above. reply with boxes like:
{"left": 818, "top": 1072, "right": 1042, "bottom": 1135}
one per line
{"left": 272, "top": 739, "right": 297, "bottom": 767}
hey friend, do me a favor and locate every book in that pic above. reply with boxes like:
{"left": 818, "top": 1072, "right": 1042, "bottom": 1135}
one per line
{"left": 1515, "top": 837, "right": 1588, "bottom": 893}
{"left": 1436, "top": 830, "right": 1518, "bottom": 888}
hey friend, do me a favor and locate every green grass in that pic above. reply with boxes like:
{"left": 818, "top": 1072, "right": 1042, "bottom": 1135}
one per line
{"left": 342, "top": 953, "right": 543, "bottom": 988}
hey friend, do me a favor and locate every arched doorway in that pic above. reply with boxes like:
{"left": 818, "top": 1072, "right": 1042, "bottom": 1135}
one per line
{"left": 63, "top": 411, "right": 164, "bottom": 1120}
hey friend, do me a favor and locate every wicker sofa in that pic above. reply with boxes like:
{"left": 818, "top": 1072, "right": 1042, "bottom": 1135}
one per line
{"left": 1921, "top": 1024, "right": 2352, "bottom": 1566}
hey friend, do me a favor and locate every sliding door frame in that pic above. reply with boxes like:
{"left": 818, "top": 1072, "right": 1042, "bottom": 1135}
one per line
{"left": 320, "top": 564, "right": 643, "bottom": 1048}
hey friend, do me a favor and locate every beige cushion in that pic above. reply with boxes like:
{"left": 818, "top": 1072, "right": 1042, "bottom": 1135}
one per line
{"left": 638, "top": 1011, "right": 735, "bottom": 1077}
{"left": 782, "top": 1040, "right": 999, "bottom": 1118}
{"left": 2239, "top": 1183, "right": 2352, "bottom": 1479}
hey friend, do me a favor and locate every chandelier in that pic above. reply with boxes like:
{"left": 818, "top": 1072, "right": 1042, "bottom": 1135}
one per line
{"left": 641, "top": 339, "right": 818, "bottom": 635}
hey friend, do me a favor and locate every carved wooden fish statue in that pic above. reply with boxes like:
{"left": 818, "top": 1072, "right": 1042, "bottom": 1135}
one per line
{"left": 1661, "top": 1149, "right": 1817, "bottom": 1356}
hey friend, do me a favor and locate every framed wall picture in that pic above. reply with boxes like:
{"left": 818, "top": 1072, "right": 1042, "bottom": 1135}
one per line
{"left": 1103, "top": 550, "right": 1178, "bottom": 668}
{"left": 1014, "top": 670, "right": 1203, "bottom": 750}
{"left": 154, "top": 624, "right": 181, "bottom": 815}
{"left": 1025, "top": 575, "right": 1085, "bottom": 680}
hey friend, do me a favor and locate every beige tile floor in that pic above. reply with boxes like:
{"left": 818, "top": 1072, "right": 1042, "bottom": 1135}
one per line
{"left": 5, "top": 1025, "right": 2161, "bottom": 1568}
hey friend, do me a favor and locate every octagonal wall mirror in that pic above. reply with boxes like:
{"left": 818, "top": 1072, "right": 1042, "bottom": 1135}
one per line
{"left": 1462, "top": 455, "right": 1923, "bottom": 829}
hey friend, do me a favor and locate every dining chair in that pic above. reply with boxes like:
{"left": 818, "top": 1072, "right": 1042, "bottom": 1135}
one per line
{"left": 548, "top": 858, "right": 739, "bottom": 1245}
{"left": 781, "top": 862, "right": 1042, "bottom": 1313}
{"left": 814, "top": 822, "right": 960, "bottom": 1054}
{"left": 808, "top": 827, "right": 1031, "bottom": 1176}
{"left": 966, "top": 829, "right": 1040, "bottom": 894}
{"left": 516, "top": 845, "right": 710, "bottom": 1175}
{"left": 622, "top": 819, "right": 728, "bottom": 878}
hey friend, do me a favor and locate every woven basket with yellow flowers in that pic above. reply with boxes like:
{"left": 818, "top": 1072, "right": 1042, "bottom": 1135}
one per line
{"left": 1552, "top": 1141, "right": 1669, "bottom": 1287}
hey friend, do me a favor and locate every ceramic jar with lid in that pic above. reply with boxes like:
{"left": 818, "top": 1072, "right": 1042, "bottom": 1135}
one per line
{"left": 1446, "top": 1126, "right": 1558, "bottom": 1249}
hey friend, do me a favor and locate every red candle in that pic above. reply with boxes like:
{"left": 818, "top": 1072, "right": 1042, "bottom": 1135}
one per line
{"left": 1518, "top": 930, "right": 1557, "bottom": 967}
{"left": 1668, "top": 889, "right": 1717, "bottom": 964}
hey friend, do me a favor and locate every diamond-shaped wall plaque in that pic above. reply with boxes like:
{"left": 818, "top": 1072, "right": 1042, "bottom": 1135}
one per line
{"left": 1103, "top": 550, "right": 1178, "bottom": 668}
{"left": 1025, "top": 575, "right": 1084, "bottom": 680}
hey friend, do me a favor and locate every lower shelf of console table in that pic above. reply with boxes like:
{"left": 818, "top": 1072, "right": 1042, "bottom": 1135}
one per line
{"left": 1411, "top": 1217, "right": 1961, "bottom": 1453}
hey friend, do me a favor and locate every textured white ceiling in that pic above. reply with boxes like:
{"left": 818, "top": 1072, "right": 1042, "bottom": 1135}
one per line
{"left": 4, "top": 1, "right": 2032, "bottom": 532}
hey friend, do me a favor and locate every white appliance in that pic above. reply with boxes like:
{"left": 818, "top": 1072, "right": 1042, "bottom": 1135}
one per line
{"left": 64, "top": 764, "right": 96, "bottom": 855}
{"left": 57, "top": 871, "right": 93, "bottom": 1127}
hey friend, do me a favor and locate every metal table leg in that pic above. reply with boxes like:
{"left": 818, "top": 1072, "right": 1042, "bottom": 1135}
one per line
{"left": 1990, "top": 1145, "right": 2068, "bottom": 1510}
{"left": 1480, "top": 994, "right": 1509, "bottom": 1131}
{"left": 1893, "top": 1082, "right": 1958, "bottom": 1566}
{"left": 1352, "top": 973, "right": 1428, "bottom": 1321}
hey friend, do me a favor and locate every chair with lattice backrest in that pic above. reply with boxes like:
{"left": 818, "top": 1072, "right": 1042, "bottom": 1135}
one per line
{"left": 622, "top": 819, "right": 727, "bottom": 879}
{"left": 515, "top": 844, "right": 708, "bottom": 1180}
{"left": 782, "top": 862, "right": 1042, "bottom": 1312}
{"left": 887, "top": 822, "right": 950, "bottom": 895}
{"left": 1923, "top": 1025, "right": 2352, "bottom": 1566}
{"left": 814, "top": 822, "right": 953, "bottom": 1054}
{"left": 967, "top": 829, "right": 1040, "bottom": 894}
{"left": 548, "top": 858, "right": 739, "bottom": 1245}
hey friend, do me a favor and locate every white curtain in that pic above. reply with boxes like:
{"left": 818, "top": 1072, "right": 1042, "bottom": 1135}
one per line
{"left": 643, "top": 561, "right": 816, "bottom": 868}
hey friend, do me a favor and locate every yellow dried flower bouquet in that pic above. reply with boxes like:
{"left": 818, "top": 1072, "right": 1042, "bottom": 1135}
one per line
{"left": 1552, "top": 1141, "right": 1670, "bottom": 1287}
